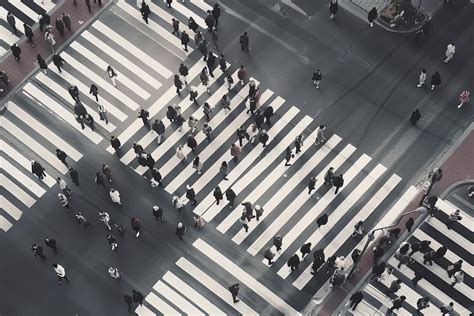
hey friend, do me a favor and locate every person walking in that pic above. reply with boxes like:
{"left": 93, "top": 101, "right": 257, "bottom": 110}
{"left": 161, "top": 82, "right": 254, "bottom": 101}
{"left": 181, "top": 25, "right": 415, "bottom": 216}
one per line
{"left": 7, "top": 12, "right": 17, "bottom": 33}
{"left": 32, "top": 244, "right": 46, "bottom": 261}
{"left": 435, "top": 245, "right": 447, "bottom": 261}
{"left": 294, "top": 134, "right": 304, "bottom": 154}
{"left": 259, "top": 129, "right": 269, "bottom": 148}
{"left": 152, "top": 206, "right": 164, "bottom": 222}
{"left": 206, "top": 52, "right": 216, "bottom": 78}
{"left": 138, "top": 108, "right": 150, "bottom": 129}
{"left": 176, "top": 145, "right": 187, "bottom": 161}
{"left": 404, "top": 217, "right": 414, "bottom": 232}
{"left": 417, "top": 69, "right": 427, "bottom": 88}
{"left": 458, "top": 90, "right": 470, "bottom": 109}
{"left": 174, "top": 74, "right": 183, "bottom": 96}
{"left": 85, "top": 0, "right": 92, "bottom": 12}
{"left": 273, "top": 235, "right": 283, "bottom": 251}
{"left": 96, "top": 104, "right": 108, "bottom": 125}
{"left": 239, "top": 32, "right": 249, "bottom": 51}
{"left": 300, "top": 242, "right": 312, "bottom": 259}
{"left": 31, "top": 161, "right": 46, "bottom": 180}
{"left": 175, "top": 222, "right": 186, "bottom": 241}
{"left": 285, "top": 146, "right": 294, "bottom": 166}
{"left": 205, "top": 10, "right": 215, "bottom": 32}
{"left": 44, "top": 30, "right": 56, "bottom": 52}
{"left": 62, "top": 13, "right": 72, "bottom": 32}
{"left": 172, "top": 195, "right": 184, "bottom": 211}
{"left": 203, "top": 122, "right": 212, "bottom": 141}
{"left": 236, "top": 126, "right": 248, "bottom": 147}
{"left": 151, "top": 119, "right": 165, "bottom": 144}
{"left": 367, "top": 7, "right": 377, "bottom": 27}
{"left": 213, "top": 186, "right": 224, "bottom": 205}
{"left": 68, "top": 84, "right": 80, "bottom": 103}
{"left": 229, "top": 283, "right": 240, "bottom": 303}
{"left": 314, "top": 125, "right": 327, "bottom": 145}
{"left": 264, "top": 247, "right": 275, "bottom": 265}
{"left": 132, "top": 290, "right": 144, "bottom": 306}
{"left": 188, "top": 16, "right": 198, "bottom": 32}
{"left": 423, "top": 250, "right": 436, "bottom": 265}
{"left": 36, "top": 55, "right": 48, "bottom": 74}
{"left": 440, "top": 302, "right": 455, "bottom": 315}
{"left": 131, "top": 217, "right": 141, "bottom": 238}
{"left": 52, "top": 53, "right": 66, "bottom": 73}
{"left": 430, "top": 71, "right": 441, "bottom": 90}
{"left": 58, "top": 193, "right": 71, "bottom": 212}
{"left": 89, "top": 84, "right": 99, "bottom": 102}
{"left": 332, "top": 174, "right": 344, "bottom": 194}
{"left": 186, "top": 185, "right": 197, "bottom": 206}
{"left": 52, "top": 263, "right": 70, "bottom": 283}
{"left": 351, "top": 221, "right": 365, "bottom": 237}
{"left": 308, "top": 177, "right": 317, "bottom": 194}
{"left": 231, "top": 143, "right": 241, "bottom": 161}
{"left": 178, "top": 63, "right": 189, "bottom": 86}
{"left": 447, "top": 260, "right": 463, "bottom": 278}
{"left": 446, "top": 209, "right": 462, "bottom": 229}
{"left": 212, "top": 3, "right": 221, "bottom": 27}
{"left": 219, "top": 54, "right": 227, "bottom": 73}
{"left": 57, "top": 177, "right": 72, "bottom": 199}
{"left": 106, "top": 234, "right": 118, "bottom": 251}
{"left": 151, "top": 167, "right": 162, "bottom": 187}
{"left": 312, "top": 69, "right": 322, "bottom": 88}
{"left": 186, "top": 134, "right": 197, "bottom": 152}
{"left": 388, "top": 296, "right": 406, "bottom": 313}
{"left": 444, "top": 43, "right": 455, "bottom": 63}
{"left": 95, "top": 172, "right": 106, "bottom": 188}
{"left": 44, "top": 237, "right": 58, "bottom": 254}
{"left": 226, "top": 188, "right": 236, "bottom": 209}
{"left": 55, "top": 17, "right": 65, "bottom": 36}
{"left": 247, "top": 123, "right": 258, "bottom": 144}
{"left": 98, "top": 211, "right": 112, "bottom": 230}
{"left": 110, "top": 188, "right": 121, "bottom": 205}
{"left": 221, "top": 94, "right": 231, "bottom": 114}
{"left": 287, "top": 254, "right": 300, "bottom": 271}
{"left": 311, "top": 249, "right": 325, "bottom": 274}
{"left": 180, "top": 30, "right": 190, "bottom": 52}
{"left": 329, "top": 0, "right": 338, "bottom": 20}
{"left": 140, "top": 1, "right": 151, "bottom": 24}
{"left": 264, "top": 105, "right": 274, "bottom": 125}
{"left": 11, "top": 43, "right": 22, "bottom": 62}
{"left": 316, "top": 213, "right": 328, "bottom": 228}
{"left": 416, "top": 297, "right": 430, "bottom": 314}
{"left": 410, "top": 109, "right": 421, "bottom": 125}
{"left": 69, "top": 167, "right": 79, "bottom": 186}
{"left": 192, "top": 156, "right": 203, "bottom": 175}
{"left": 237, "top": 65, "right": 247, "bottom": 85}
{"left": 170, "top": 18, "right": 180, "bottom": 36}
{"left": 349, "top": 291, "right": 364, "bottom": 311}
{"left": 239, "top": 213, "right": 249, "bottom": 232}
{"left": 385, "top": 279, "right": 402, "bottom": 296}
{"left": 123, "top": 294, "right": 133, "bottom": 312}
{"left": 451, "top": 271, "right": 464, "bottom": 287}
{"left": 106, "top": 66, "right": 118, "bottom": 87}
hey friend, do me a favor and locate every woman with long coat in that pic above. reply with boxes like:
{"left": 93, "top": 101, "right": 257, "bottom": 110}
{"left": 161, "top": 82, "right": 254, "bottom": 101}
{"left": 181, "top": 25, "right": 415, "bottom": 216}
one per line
{"left": 37, "top": 54, "right": 48, "bottom": 74}
{"left": 213, "top": 186, "right": 224, "bottom": 205}
{"left": 329, "top": 0, "right": 338, "bottom": 20}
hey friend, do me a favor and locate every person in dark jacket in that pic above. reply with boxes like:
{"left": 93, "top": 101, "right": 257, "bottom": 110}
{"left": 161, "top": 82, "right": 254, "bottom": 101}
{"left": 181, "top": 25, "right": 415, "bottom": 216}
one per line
{"left": 308, "top": 177, "right": 317, "bottom": 194}
{"left": 180, "top": 30, "right": 190, "bottom": 52}
{"left": 187, "top": 134, "right": 197, "bottom": 152}
{"left": 62, "top": 13, "right": 72, "bottom": 32}
{"left": 95, "top": 172, "right": 106, "bottom": 188}
{"left": 44, "top": 237, "right": 58, "bottom": 253}
{"left": 219, "top": 54, "right": 227, "bottom": 73}
{"left": 110, "top": 136, "right": 121, "bottom": 153}
{"left": 56, "top": 17, "right": 65, "bottom": 36}
{"left": 264, "top": 106, "right": 274, "bottom": 125}
{"left": 388, "top": 296, "right": 406, "bottom": 312}
{"left": 430, "top": 71, "right": 441, "bottom": 90}
{"left": 229, "top": 283, "right": 240, "bottom": 303}
{"left": 166, "top": 105, "right": 177, "bottom": 123}
{"left": 174, "top": 74, "right": 183, "bottom": 95}
{"left": 259, "top": 129, "right": 269, "bottom": 148}
{"left": 213, "top": 186, "right": 224, "bottom": 205}
{"left": 255, "top": 205, "right": 263, "bottom": 221}
{"left": 31, "top": 161, "right": 46, "bottom": 179}
{"left": 332, "top": 174, "right": 344, "bottom": 194}
{"left": 188, "top": 17, "right": 198, "bottom": 32}
{"left": 294, "top": 134, "right": 304, "bottom": 154}
{"left": 11, "top": 44, "right": 22, "bottom": 62}
{"left": 186, "top": 185, "right": 197, "bottom": 206}
{"left": 152, "top": 119, "right": 166, "bottom": 144}
{"left": 239, "top": 32, "right": 249, "bottom": 51}
{"left": 198, "top": 39, "right": 209, "bottom": 61}
{"left": 226, "top": 188, "right": 236, "bottom": 209}
{"left": 405, "top": 217, "right": 415, "bottom": 232}
{"left": 349, "top": 291, "right": 364, "bottom": 311}
{"left": 300, "top": 242, "right": 312, "bottom": 258}
{"left": 285, "top": 146, "right": 293, "bottom": 166}
{"left": 273, "top": 235, "right": 283, "bottom": 251}
{"left": 287, "top": 254, "right": 300, "bottom": 271}
{"left": 206, "top": 52, "right": 216, "bottom": 77}
{"left": 141, "top": 1, "right": 151, "bottom": 24}
{"left": 36, "top": 54, "right": 48, "bottom": 74}
{"left": 68, "top": 84, "right": 80, "bottom": 102}
{"left": 367, "top": 7, "right": 377, "bottom": 27}
{"left": 69, "top": 167, "right": 79, "bottom": 185}
{"left": 385, "top": 279, "right": 402, "bottom": 296}
{"left": 311, "top": 249, "right": 325, "bottom": 274}
{"left": 132, "top": 290, "right": 144, "bottom": 305}
{"left": 146, "top": 154, "right": 155, "bottom": 169}
{"left": 7, "top": 12, "right": 16, "bottom": 33}
{"left": 175, "top": 222, "right": 186, "bottom": 240}
{"left": 131, "top": 217, "right": 141, "bottom": 238}
{"left": 178, "top": 63, "right": 189, "bottom": 84}
{"left": 312, "top": 69, "right": 322, "bottom": 88}
{"left": 435, "top": 245, "right": 447, "bottom": 260}
{"left": 24, "top": 23, "right": 35, "bottom": 47}
{"left": 151, "top": 168, "right": 162, "bottom": 186}
{"left": 212, "top": 3, "right": 221, "bottom": 26}
{"left": 410, "top": 109, "right": 421, "bottom": 125}
{"left": 152, "top": 205, "right": 164, "bottom": 222}
{"left": 329, "top": 0, "right": 338, "bottom": 20}
{"left": 89, "top": 84, "right": 99, "bottom": 101}
{"left": 56, "top": 149, "right": 69, "bottom": 167}
{"left": 205, "top": 10, "right": 215, "bottom": 32}
{"left": 52, "top": 53, "right": 66, "bottom": 72}
{"left": 316, "top": 213, "right": 328, "bottom": 228}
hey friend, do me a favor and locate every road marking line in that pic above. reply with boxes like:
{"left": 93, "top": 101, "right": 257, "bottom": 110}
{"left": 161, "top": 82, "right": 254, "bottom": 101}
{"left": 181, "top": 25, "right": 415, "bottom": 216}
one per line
{"left": 1, "top": 174, "right": 36, "bottom": 207}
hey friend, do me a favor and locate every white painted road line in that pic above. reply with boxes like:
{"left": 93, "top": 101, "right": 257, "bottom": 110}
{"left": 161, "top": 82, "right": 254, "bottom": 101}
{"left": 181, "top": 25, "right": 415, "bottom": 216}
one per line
{"left": 1, "top": 174, "right": 36, "bottom": 208}
{"left": 0, "top": 195, "right": 23, "bottom": 221}
{"left": 153, "top": 281, "right": 204, "bottom": 315}
{"left": 0, "top": 158, "right": 46, "bottom": 198}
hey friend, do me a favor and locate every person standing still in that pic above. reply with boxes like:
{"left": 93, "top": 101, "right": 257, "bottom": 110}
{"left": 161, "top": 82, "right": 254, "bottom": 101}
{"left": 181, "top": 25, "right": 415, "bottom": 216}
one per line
{"left": 312, "top": 69, "right": 322, "bottom": 88}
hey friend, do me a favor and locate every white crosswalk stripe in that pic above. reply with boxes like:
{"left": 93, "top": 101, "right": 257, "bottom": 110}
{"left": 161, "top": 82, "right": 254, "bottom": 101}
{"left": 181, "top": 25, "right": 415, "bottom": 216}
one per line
{"left": 354, "top": 198, "right": 471, "bottom": 315}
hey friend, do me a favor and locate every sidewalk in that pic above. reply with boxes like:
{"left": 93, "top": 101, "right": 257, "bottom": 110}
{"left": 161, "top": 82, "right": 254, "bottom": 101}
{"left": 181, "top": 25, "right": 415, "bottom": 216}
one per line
{"left": 314, "top": 123, "right": 474, "bottom": 315}
{"left": 0, "top": 0, "right": 111, "bottom": 106}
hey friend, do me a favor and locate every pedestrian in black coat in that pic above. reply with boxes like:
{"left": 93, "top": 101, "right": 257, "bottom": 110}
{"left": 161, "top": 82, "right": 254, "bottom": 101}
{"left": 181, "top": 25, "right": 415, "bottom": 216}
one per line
{"left": 405, "top": 217, "right": 414, "bottom": 232}
{"left": 273, "top": 235, "right": 283, "bottom": 251}
{"left": 226, "top": 188, "right": 236, "bottom": 209}
{"left": 219, "top": 54, "right": 227, "bottom": 73}
{"left": 24, "top": 24, "right": 35, "bottom": 47}
{"left": 69, "top": 167, "right": 79, "bottom": 185}
{"left": 214, "top": 186, "right": 224, "bottom": 205}
{"left": 205, "top": 10, "right": 215, "bottom": 32}
{"left": 430, "top": 71, "right": 441, "bottom": 90}
{"left": 186, "top": 185, "right": 197, "bottom": 205}
{"left": 138, "top": 109, "right": 150, "bottom": 128}
{"left": 198, "top": 39, "right": 209, "bottom": 61}
{"left": 132, "top": 290, "right": 144, "bottom": 305}
{"left": 45, "top": 237, "right": 58, "bottom": 253}
{"left": 207, "top": 53, "right": 216, "bottom": 77}
{"left": 32, "top": 244, "right": 46, "bottom": 261}
{"left": 332, "top": 174, "right": 344, "bottom": 194}
{"left": 287, "top": 254, "right": 300, "bottom": 271}
{"left": 62, "top": 13, "right": 72, "bottom": 32}
{"left": 166, "top": 0, "right": 172, "bottom": 8}
{"left": 56, "top": 18, "right": 65, "bottom": 36}
{"left": 146, "top": 154, "right": 155, "bottom": 169}
{"left": 35, "top": 55, "right": 48, "bottom": 75}
{"left": 285, "top": 146, "right": 293, "bottom": 166}
{"left": 141, "top": 1, "right": 151, "bottom": 24}
{"left": 152, "top": 206, "right": 164, "bottom": 222}
{"left": 300, "top": 242, "right": 312, "bottom": 258}
{"left": 175, "top": 222, "right": 186, "bottom": 240}
{"left": 89, "top": 84, "right": 99, "bottom": 101}
{"left": 316, "top": 213, "right": 328, "bottom": 228}
{"left": 52, "top": 53, "right": 66, "bottom": 72}
{"left": 7, "top": 12, "right": 16, "bottom": 33}
{"left": 151, "top": 168, "right": 162, "bottom": 186}
{"left": 85, "top": 114, "right": 95, "bottom": 131}
{"left": 110, "top": 136, "right": 121, "bottom": 153}
{"left": 259, "top": 130, "right": 269, "bottom": 148}
{"left": 31, "top": 161, "right": 46, "bottom": 179}
{"left": 311, "top": 249, "right": 325, "bottom": 274}
{"left": 95, "top": 172, "right": 105, "bottom": 188}
{"left": 124, "top": 295, "right": 133, "bottom": 312}
{"left": 308, "top": 177, "right": 317, "bottom": 194}
{"left": 349, "top": 291, "right": 364, "bottom": 311}
{"left": 229, "top": 283, "right": 240, "bottom": 303}
{"left": 329, "top": 0, "right": 338, "bottom": 20}
{"left": 312, "top": 69, "right": 322, "bottom": 88}
{"left": 239, "top": 32, "right": 249, "bottom": 51}
{"left": 68, "top": 85, "right": 80, "bottom": 102}
{"left": 373, "top": 246, "right": 384, "bottom": 263}
{"left": 294, "top": 134, "right": 304, "bottom": 154}
{"left": 255, "top": 205, "right": 263, "bottom": 221}
{"left": 187, "top": 134, "right": 197, "bottom": 152}
{"left": 388, "top": 296, "right": 406, "bottom": 312}
{"left": 212, "top": 4, "right": 221, "bottom": 26}
{"left": 264, "top": 106, "right": 274, "bottom": 125}
{"left": 166, "top": 105, "right": 177, "bottom": 123}
{"left": 188, "top": 17, "right": 199, "bottom": 33}
{"left": 367, "top": 7, "right": 377, "bottom": 27}
{"left": 56, "top": 149, "right": 69, "bottom": 167}
{"left": 11, "top": 44, "right": 22, "bottom": 62}
{"left": 254, "top": 111, "right": 265, "bottom": 129}
{"left": 174, "top": 75, "right": 183, "bottom": 95}
{"left": 410, "top": 109, "right": 421, "bottom": 125}
{"left": 180, "top": 31, "right": 190, "bottom": 52}
{"left": 435, "top": 245, "right": 447, "bottom": 260}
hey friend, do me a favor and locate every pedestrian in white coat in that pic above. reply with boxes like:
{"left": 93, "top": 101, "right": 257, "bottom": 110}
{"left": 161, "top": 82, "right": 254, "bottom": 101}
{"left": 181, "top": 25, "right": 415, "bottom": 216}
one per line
{"left": 444, "top": 43, "right": 455, "bottom": 63}
{"left": 109, "top": 188, "right": 121, "bottom": 205}
{"left": 417, "top": 69, "right": 427, "bottom": 88}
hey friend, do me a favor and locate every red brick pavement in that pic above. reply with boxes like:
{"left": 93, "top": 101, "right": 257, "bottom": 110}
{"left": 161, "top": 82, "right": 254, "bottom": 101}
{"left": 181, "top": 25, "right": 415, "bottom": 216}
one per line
{"left": 317, "top": 129, "right": 474, "bottom": 315}
{"left": 0, "top": 0, "right": 111, "bottom": 101}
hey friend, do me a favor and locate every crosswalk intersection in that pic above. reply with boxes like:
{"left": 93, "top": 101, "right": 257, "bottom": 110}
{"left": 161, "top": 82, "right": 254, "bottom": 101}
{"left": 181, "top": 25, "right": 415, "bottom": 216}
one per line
{"left": 0, "top": 0, "right": 450, "bottom": 312}
{"left": 0, "top": 0, "right": 56, "bottom": 57}
{"left": 349, "top": 199, "right": 472, "bottom": 316}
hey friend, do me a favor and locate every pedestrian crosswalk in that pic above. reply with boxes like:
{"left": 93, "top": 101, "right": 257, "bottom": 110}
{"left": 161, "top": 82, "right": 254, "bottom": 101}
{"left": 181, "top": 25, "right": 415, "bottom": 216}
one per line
{"left": 135, "top": 238, "right": 299, "bottom": 315}
{"left": 350, "top": 199, "right": 472, "bottom": 315}
{"left": 1, "top": 0, "right": 215, "bottom": 232}
{"left": 0, "top": 0, "right": 57, "bottom": 58}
